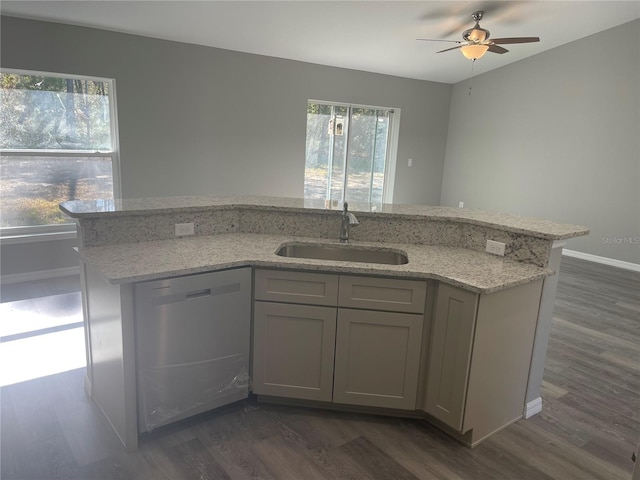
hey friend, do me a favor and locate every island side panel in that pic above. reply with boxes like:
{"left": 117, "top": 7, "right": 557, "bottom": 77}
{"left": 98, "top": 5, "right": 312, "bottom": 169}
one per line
{"left": 79, "top": 261, "right": 94, "bottom": 397}
{"left": 525, "top": 240, "right": 565, "bottom": 414}
{"left": 84, "top": 262, "right": 138, "bottom": 450}
{"left": 462, "top": 279, "right": 543, "bottom": 446}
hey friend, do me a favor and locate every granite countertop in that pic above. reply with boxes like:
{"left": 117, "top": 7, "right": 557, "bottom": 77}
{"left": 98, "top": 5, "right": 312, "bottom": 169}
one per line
{"left": 78, "top": 233, "right": 552, "bottom": 294}
{"left": 61, "top": 195, "right": 590, "bottom": 241}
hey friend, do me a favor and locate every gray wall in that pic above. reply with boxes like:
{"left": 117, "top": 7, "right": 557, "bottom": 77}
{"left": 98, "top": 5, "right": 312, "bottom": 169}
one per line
{"left": 1, "top": 238, "right": 78, "bottom": 279}
{"left": 440, "top": 20, "right": 640, "bottom": 264}
{"left": 0, "top": 15, "right": 451, "bottom": 277}
{"left": 0, "top": 16, "right": 450, "bottom": 204}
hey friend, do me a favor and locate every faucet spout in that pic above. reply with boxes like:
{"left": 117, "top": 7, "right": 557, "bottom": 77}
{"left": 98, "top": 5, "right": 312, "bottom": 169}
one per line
{"left": 339, "top": 202, "right": 359, "bottom": 243}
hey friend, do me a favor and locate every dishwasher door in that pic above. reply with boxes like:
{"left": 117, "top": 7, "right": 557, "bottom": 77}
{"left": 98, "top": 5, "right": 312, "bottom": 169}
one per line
{"left": 135, "top": 267, "right": 251, "bottom": 432}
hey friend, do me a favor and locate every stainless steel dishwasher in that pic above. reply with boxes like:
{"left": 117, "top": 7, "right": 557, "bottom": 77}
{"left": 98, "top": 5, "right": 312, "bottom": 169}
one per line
{"left": 135, "top": 267, "right": 251, "bottom": 432}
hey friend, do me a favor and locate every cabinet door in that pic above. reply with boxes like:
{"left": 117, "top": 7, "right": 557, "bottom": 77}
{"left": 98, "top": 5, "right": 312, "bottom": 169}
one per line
{"left": 424, "top": 283, "right": 478, "bottom": 431}
{"left": 252, "top": 302, "right": 337, "bottom": 402}
{"left": 333, "top": 309, "right": 423, "bottom": 410}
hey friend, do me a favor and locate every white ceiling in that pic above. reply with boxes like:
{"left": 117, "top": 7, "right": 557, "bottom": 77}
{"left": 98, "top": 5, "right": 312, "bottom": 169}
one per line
{"left": 2, "top": 1, "right": 639, "bottom": 84}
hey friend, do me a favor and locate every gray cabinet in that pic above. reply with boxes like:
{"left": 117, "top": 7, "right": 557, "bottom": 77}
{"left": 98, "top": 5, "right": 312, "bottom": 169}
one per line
{"left": 252, "top": 269, "right": 427, "bottom": 411}
{"left": 252, "top": 301, "right": 336, "bottom": 402}
{"left": 424, "top": 283, "right": 478, "bottom": 430}
{"left": 254, "top": 269, "right": 339, "bottom": 306}
{"left": 338, "top": 275, "right": 427, "bottom": 314}
{"left": 253, "top": 270, "right": 339, "bottom": 401}
{"left": 423, "top": 280, "right": 544, "bottom": 446}
{"left": 333, "top": 308, "right": 423, "bottom": 410}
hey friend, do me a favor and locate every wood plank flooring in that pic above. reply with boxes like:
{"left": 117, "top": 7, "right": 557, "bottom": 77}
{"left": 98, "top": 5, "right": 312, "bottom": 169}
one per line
{"left": 1, "top": 257, "right": 638, "bottom": 480}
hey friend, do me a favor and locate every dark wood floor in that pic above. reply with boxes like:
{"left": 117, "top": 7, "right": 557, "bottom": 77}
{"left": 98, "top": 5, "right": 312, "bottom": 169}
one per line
{"left": 1, "top": 257, "right": 638, "bottom": 480}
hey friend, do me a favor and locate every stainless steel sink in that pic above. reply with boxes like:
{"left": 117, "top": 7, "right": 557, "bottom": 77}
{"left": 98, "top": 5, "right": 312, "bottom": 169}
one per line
{"left": 276, "top": 243, "right": 408, "bottom": 265}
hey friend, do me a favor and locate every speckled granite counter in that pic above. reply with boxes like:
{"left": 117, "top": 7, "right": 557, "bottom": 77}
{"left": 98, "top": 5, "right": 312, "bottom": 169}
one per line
{"left": 62, "top": 195, "right": 589, "bottom": 271}
{"left": 78, "top": 233, "right": 551, "bottom": 294}
{"left": 61, "top": 195, "right": 589, "bottom": 240}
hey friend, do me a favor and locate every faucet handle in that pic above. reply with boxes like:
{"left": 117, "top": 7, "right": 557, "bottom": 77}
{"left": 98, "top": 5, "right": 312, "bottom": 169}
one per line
{"left": 343, "top": 202, "right": 349, "bottom": 213}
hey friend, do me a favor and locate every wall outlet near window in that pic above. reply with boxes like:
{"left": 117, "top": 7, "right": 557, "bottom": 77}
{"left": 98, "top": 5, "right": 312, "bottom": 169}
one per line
{"left": 486, "top": 239, "right": 506, "bottom": 256}
{"left": 175, "top": 223, "right": 195, "bottom": 236}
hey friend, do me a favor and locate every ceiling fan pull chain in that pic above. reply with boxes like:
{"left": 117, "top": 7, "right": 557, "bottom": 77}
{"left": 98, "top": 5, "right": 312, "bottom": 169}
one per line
{"left": 468, "top": 59, "right": 476, "bottom": 95}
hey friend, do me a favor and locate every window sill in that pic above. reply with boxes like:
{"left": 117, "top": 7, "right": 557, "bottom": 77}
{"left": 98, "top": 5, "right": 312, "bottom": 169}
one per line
{"left": 0, "top": 228, "right": 77, "bottom": 245}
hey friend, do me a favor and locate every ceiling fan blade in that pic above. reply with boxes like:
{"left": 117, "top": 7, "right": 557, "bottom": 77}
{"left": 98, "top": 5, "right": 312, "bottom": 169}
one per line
{"left": 417, "top": 38, "right": 462, "bottom": 43}
{"left": 436, "top": 45, "right": 463, "bottom": 53}
{"left": 488, "top": 44, "right": 509, "bottom": 54}
{"left": 491, "top": 37, "right": 540, "bottom": 44}
{"left": 423, "top": 1, "right": 522, "bottom": 36}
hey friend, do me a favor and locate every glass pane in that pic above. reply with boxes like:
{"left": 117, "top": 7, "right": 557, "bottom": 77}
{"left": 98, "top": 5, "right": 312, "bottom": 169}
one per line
{"left": 345, "top": 108, "right": 377, "bottom": 204}
{"left": 0, "top": 156, "right": 114, "bottom": 227}
{"left": 304, "top": 103, "right": 348, "bottom": 207}
{"left": 371, "top": 110, "right": 390, "bottom": 206}
{"left": 345, "top": 108, "right": 389, "bottom": 208}
{"left": 1, "top": 73, "right": 112, "bottom": 150}
{"left": 329, "top": 105, "right": 348, "bottom": 204}
{"left": 304, "top": 103, "right": 332, "bottom": 201}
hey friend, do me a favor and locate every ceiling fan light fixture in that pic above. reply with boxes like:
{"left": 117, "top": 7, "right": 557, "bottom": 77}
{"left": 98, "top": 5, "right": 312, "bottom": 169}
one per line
{"left": 460, "top": 44, "right": 489, "bottom": 60}
{"left": 463, "top": 28, "right": 489, "bottom": 43}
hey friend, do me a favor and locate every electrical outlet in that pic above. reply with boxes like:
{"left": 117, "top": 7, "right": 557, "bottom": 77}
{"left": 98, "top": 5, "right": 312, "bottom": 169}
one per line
{"left": 408, "top": 158, "right": 413, "bottom": 167}
{"left": 175, "top": 223, "right": 195, "bottom": 236}
{"left": 486, "top": 239, "right": 506, "bottom": 256}
{"left": 458, "top": 201, "right": 464, "bottom": 208}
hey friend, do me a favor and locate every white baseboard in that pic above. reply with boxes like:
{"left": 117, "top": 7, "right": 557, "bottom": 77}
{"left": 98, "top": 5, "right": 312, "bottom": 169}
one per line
{"left": 524, "top": 397, "right": 543, "bottom": 419}
{"left": 1, "top": 266, "right": 80, "bottom": 285}
{"left": 563, "top": 249, "right": 640, "bottom": 272}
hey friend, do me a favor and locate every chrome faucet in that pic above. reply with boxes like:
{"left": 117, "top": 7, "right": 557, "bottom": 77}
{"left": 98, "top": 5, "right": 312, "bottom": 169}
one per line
{"left": 339, "top": 202, "right": 359, "bottom": 243}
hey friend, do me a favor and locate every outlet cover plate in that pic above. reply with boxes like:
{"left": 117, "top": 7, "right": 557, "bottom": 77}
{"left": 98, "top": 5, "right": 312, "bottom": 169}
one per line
{"left": 175, "top": 223, "right": 195, "bottom": 236}
{"left": 486, "top": 239, "right": 506, "bottom": 256}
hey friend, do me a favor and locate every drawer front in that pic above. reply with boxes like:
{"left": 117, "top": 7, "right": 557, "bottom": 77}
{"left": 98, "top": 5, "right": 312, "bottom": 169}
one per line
{"left": 254, "top": 269, "right": 339, "bottom": 306}
{"left": 338, "top": 275, "right": 427, "bottom": 313}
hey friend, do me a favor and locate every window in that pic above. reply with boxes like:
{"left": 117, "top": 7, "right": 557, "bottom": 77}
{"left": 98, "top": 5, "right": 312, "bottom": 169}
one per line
{"left": 304, "top": 101, "right": 398, "bottom": 210}
{"left": 0, "top": 70, "right": 119, "bottom": 235}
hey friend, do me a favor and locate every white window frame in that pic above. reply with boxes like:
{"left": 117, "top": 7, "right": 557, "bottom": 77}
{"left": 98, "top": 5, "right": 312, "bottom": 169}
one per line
{"left": 306, "top": 99, "right": 400, "bottom": 205}
{"left": 0, "top": 68, "right": 121, "bottom": 242}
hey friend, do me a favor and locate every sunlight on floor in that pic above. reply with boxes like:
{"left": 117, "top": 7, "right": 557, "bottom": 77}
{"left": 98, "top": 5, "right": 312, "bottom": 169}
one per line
{"left": 0, "top": 292, "right": 86, "bottom": 387}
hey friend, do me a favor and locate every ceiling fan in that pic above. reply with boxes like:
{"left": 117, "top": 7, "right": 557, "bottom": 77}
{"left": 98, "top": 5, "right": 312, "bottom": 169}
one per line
{"left": 418, "top": 10, "right": 540, "bottom": 60}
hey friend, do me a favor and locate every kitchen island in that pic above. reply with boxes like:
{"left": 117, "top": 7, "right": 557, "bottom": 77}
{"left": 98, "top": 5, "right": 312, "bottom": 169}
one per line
{"left": 60, "top": 195, "right": 588, "bottom": 450}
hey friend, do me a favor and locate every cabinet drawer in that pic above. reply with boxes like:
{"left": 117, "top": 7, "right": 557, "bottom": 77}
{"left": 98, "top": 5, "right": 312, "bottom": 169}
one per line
{"left": 254, "top": 269, "right": 339, "bottom": 306}
{"left": 338, "top": 275, "right": 427, "bottom": 313}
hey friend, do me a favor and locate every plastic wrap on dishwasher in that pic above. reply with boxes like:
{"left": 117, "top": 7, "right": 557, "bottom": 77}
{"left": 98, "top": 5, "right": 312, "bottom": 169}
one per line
{"left": 137, "top": 353, "right": 249, "bottom": 433}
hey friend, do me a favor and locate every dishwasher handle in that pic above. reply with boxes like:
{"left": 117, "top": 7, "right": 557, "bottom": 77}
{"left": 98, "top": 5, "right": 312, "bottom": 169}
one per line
{"left": 185, "top": 289, "right": 211, "bottom": 299}
{"left": 150, "top": 282, "right": 241, "bottom": 306}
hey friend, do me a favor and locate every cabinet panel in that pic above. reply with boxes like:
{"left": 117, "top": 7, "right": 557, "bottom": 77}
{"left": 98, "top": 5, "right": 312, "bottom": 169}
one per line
{"left": 462, "top": 280, "right": 543, "bottom": 442}
{"left": 339, "top": 275, "right": 427, "bottom": 313}
{"left": 333, "top": 309, "right": 423, "bottom": 410}
{"left": 424, "top": 283, "right": 478, "bottom": 431}
{"left": 255, "top": 269, "right": 339, "bottom": 306}
{"left": 253, "top": 302, "right": 337, "bottom": 402}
